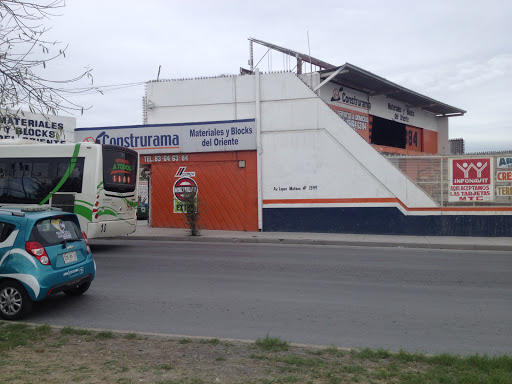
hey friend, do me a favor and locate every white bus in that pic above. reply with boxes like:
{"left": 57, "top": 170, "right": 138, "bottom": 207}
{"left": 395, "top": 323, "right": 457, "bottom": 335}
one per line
{"left": 0, "top": 140, "right": 139, "bottom": 238}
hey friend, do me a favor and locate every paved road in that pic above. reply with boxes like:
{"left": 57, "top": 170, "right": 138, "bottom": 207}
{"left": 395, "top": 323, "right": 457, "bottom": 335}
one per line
{"left": 28, "top": 239, "right": 512, "bottom": 355}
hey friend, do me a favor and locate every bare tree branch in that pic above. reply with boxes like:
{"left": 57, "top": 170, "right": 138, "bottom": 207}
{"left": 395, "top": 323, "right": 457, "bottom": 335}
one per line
{"left": 0, "top": 0, "right": 95, "bottom": 127}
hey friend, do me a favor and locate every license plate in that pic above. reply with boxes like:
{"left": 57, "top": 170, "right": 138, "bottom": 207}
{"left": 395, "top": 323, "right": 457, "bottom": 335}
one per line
{"left": 63, "top": 251, "right": 77, "bottom": 264}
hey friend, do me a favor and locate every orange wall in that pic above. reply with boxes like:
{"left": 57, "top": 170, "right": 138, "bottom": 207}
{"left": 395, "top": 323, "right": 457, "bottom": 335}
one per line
{"left": 141, "top": 151, "right": 258, "bottom": 231}
{"left": 422, "top": 129, "right": 438, "bottom": 154}
{"left": 405, "top": 125, "right": 423, "bottom": 152}
{"left": 328, "top": 106, "right": 439, "bottom": 155}
{"left": 328, "top": 105, "right": 371, "bottom": 142}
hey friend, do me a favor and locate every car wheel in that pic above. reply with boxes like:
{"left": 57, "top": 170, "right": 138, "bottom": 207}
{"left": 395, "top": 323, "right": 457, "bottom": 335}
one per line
{"left": 64, "top": 281, "right": 91, "bottom": 296}
{"left": 0, "top": 281, "right": 33, "bottom": 320}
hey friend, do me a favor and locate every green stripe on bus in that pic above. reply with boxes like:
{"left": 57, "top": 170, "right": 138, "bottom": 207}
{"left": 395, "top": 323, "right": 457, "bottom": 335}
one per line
{"left": 38, "top": 143, "right": 81, "bottom": 206}
{"left": 98, "top": 208, "right": 118, "bottom": 217}
{"left": 75, "top": 199, "right": 93, "bottom": 207}
{"left": 119, "top": 194, "right": 138, "bottom": 208}
{"left": 74, "top": 204, "right": 93, "bottom": 222}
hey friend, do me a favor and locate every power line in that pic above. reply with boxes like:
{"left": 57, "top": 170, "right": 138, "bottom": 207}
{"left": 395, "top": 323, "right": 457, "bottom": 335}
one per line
{"left": 62, "top": 81, "right": 146, "bottom": 95}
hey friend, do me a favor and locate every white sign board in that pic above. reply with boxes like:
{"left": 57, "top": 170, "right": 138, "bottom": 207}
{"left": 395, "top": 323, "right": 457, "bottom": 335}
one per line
{"left": 0, "top": 110, "right": 76, "bottom": 143}
{"left": 497, "top": 156, "right": 512, "bottom": 168}
{"left": 318, "top": 83, "right": 436, "bottom": 131}
{"left": 74, "top": 119, "right": 256, "bottom": 154}
{"left": 138, "top": 180, "right": 148, "bottom": 202}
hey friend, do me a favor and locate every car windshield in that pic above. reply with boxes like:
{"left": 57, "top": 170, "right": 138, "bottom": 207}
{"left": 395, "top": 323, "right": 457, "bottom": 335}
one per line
{"left": 29, "top": 216, "right": 82, "bottom": 247}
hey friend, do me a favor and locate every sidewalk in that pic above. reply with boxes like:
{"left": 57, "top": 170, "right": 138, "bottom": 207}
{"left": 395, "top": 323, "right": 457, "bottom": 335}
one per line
{"left": 120, "top": 221, "right": 512, "bottom": 251}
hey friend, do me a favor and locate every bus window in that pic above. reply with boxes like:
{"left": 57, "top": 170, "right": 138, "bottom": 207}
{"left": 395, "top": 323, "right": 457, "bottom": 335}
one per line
{"left": 102, "top": 146, "right": 137, "bottom": 193}
{"left": 9, "top": 161, "right": 39, "bottom": 203}
{"left": 1, "top": 157, "right": 84, "bottom": 204}
{"left": 0, "top": 162, "right": 7, "bottom": 200}
{"left": 56, "top": 158, "right": 84, "bottom": 193}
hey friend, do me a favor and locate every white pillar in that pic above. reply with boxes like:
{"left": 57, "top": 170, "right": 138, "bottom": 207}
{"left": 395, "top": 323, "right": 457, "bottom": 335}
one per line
{"left": 255, "top": 69, "right": 263, "bottom": 231}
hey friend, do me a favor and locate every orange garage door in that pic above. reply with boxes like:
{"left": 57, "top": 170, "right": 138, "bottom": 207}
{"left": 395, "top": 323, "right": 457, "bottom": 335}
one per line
{"left": 147, "top": 151, "right": 258, "bottom": 231}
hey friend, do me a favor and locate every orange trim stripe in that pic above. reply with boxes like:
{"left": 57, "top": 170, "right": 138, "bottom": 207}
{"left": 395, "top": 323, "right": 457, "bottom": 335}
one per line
{"left": 264, "top": 198, "right": 399, "bottom": 205}
{"left": 263, "top": 198, "right": 512, "bottom": 212}
{"left": 133, "top": 146, "right": 180, "bottom": 150}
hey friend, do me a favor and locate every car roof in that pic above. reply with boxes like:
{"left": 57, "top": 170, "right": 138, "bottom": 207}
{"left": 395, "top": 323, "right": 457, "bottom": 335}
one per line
{"left": 0, "top": 206, "right": 75, "bottom": 221}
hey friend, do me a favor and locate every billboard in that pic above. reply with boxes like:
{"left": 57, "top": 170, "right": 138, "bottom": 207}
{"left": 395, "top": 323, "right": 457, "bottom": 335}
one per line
{"left": 449, "top": 158, "right": 494, "bottom": 202}
{"left": 497, "top": 156, "right": 512, "bottom": 169}
{"left": 0, "top": 110, "right": 76, "bottom": 143}
{"left": 74, "top": 119, "right": 256, "bottom": 154}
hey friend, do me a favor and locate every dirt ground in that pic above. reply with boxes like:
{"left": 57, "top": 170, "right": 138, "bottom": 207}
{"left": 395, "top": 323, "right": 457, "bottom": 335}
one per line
{"left": 0, "top": 326, "right": 419, "bottom": 384}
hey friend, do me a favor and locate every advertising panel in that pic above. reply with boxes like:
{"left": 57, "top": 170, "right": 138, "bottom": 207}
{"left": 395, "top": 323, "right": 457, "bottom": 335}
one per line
{"left": 496, "top": 160, "right": 512, "bottom": 196}
{"left": 496, "top": 185, "right": 512, "bottom": 197}
{"left": 173, "top": 167, "right": 198, "bottom": 213}
{"left": 449, "top": 158, "right": 494, "bottom": 202}
{"left": 74, "top": 119, "right": 256, "bottom": 154}
{"left": 497, "top": 156, "right": 512, "bottom": 168}
{"left": 329, "top": 105, "right": 370, "bottom": 141}
{"left": 0, "top": 110, "right": 76, "bottom": 143}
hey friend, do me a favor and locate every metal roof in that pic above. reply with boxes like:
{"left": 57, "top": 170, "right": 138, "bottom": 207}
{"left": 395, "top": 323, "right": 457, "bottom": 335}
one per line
{"left": 248, "top": 37, "right": 336, "bottom": 71}
{"left": 318, "top": 63, "right": 466, "bottom": 117}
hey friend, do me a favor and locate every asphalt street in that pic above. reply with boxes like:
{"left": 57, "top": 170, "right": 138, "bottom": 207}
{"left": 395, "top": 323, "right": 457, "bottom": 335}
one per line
{"left": 27, "top": 239, "right": 512, "bottom": 356}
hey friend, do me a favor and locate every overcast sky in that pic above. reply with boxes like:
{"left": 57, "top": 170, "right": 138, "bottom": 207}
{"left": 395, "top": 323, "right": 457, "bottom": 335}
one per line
{"left": 44, "top": 0, "right": 511, "bottom": 152}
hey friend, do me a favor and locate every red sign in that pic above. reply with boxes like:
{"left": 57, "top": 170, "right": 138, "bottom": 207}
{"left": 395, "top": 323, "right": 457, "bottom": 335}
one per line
{"left": 449, "top": 158, "right": 493, "bottom": 202}
{"left": 173, "top": 177, "right": 198, "bottom": 202}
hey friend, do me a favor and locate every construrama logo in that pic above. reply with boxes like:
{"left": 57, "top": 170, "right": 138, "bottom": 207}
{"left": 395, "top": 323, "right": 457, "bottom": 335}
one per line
{"left": 84, "top": 131, "right": 180, "bottom": 149}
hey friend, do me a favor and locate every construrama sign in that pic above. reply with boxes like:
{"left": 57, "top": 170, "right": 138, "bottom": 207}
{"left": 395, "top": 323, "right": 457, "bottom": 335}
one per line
{"left": 74, "top": 119, "right": 256, "bottom": 155}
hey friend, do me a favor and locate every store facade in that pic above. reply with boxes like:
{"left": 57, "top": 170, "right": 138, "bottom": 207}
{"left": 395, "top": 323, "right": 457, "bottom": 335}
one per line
{"left": 75, "top": 119, "right": 259, "bottom": 231}
{"left": 75, "top": 69, "right": 511, "bottom": 236}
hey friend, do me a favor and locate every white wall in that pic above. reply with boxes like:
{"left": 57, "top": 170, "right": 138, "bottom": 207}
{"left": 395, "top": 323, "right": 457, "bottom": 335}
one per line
{"left": 436, "top": 117, "right": 449, "bottom": 155}
{"left": 145, "top": 77, "right": 255, "bottom": 124}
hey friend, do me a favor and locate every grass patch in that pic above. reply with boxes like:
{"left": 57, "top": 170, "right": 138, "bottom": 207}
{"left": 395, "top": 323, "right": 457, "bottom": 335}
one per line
{"left": 178, "top": 338, "right": 193, "bottom": 344}
{"left": 0, "top": 323, "right": 50, "bottom": 352}
{"left": 342, "top": 364, "right": 367, "bottom": 374}
{"left": 96, "top": 331, "right": 116, "bottom": 339}
{"left": 280, "top": 354, "right": 326, "bottom": 368}
{"left": 124, "top": 333, "right": 137, "bottom": 340}
{"left": 324, "top": 344, "right": 344, "bottom": 357}
{"left": 60, "top": 326, "right": 93, "bottom": 336}
{"left": 255, "top": 334, "right": 289, "bottom": 352}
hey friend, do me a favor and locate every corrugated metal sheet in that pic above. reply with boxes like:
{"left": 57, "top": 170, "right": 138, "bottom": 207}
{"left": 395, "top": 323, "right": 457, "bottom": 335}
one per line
{"left": 148, "top": 151, "right": 258, "bottom": 231}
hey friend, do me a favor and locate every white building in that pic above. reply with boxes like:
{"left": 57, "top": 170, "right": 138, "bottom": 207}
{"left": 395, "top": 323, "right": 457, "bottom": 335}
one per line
{"left": 74, "top": 41, "right": 511, "bottom": 236}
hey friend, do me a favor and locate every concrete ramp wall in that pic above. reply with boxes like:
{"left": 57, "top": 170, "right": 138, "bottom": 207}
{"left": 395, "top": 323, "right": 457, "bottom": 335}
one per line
{"left": 259, "top": 72, "right": 438, "bottom": 210}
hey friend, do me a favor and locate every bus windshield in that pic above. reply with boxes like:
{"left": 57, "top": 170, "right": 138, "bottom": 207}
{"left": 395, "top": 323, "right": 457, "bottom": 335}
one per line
{"left": 102, "top": 146, "right": 138, "bottom": 193}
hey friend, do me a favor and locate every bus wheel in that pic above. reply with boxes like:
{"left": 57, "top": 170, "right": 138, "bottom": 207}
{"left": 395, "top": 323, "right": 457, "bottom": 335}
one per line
{"left": 0, "top": 281, "right": 33, "bottom": 320}
{"left": 64, "top": 281, "right": 91, "bottom": 296}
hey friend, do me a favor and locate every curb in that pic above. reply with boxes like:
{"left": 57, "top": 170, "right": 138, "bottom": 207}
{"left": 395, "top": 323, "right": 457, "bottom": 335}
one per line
{"left": 103, "top": 235, "right": 512, "bottom": 252}
{"left": 20, "top": 321, "right": 352, "bottom": 352}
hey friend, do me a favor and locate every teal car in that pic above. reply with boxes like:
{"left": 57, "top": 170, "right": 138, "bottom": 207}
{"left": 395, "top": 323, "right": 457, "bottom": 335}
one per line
{"left": 0, "top": 207, "right": 95, "bottom": 320}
